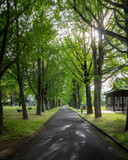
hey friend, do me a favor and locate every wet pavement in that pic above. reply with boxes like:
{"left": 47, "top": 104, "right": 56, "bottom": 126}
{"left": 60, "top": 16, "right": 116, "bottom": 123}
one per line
{"left": 10, "top": 107, "right": 128, "bottom": 160}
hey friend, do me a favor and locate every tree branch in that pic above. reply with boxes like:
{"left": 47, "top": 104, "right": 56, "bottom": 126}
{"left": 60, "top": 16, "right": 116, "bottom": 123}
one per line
{"left": 26, "top": 70, "right": 37, "bottom": 96}
{"left": 68, "top": 0, "right": 128, "bottom": 44}
{"left": 102, "top": 0, "right": 123, "bottom": 9}
{"left": 105, "top": 35, "right": 127, "bottom": 54}
{"left": 0, "top": 0, "right": 10, "bottom": 66}
{"left": 114, "top": 9, "right": 126, "bottom": 32}
{"left": 0, "top": 0, "right": 38, "bottom": 38}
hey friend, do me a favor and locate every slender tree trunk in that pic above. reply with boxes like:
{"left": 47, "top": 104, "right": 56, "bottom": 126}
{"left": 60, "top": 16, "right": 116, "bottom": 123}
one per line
{"left": 36, "top": 58, "right": 41, "bottom": 115}
{"left": 18, "top": 74, "right": 28, "bottom": 119}
{"left": 86, "top": 84, "right": 93, "bottom": 114}
{"left": 55, "top": 96, "right": 57, "bottom": 107}
{"left": 41, "top": 89, "right": 45, "bottom": 112}
{"left": 41, "top": 59, "right": 45, "bottom": 112}
{"left": 125, "top": 97, "right": 128, "bottom": 131}
{"left": 77, "top": 83, "right": 81, "bottom": 109}
{"left": 49, "top": 98, "right": 52, "bottom": 109}
{"left": 125, "top": 4, "right": 128, "bottom": 131}
{"left": 83, "top": 55, "right": 93, "bottom": 114}
{"left": 71, "top": 79, "right": 77, "bottom": 108}
{"left": 14, "top": 0, "right": 28, "bottom": 119}
{"left": 58, "top": 99, "right": 61, "bottom": 106}
{"left": 44, "top": 96, "right": 48, "bottom": 110}
{"left": 44, "top": 84, "right": 48, "bottom": 110}
{"left": 10, "top": 94, "right": 13, "bottom": 106}
{"left": 0, "top": 85, "right": 3, "bottom": 133}
{"left": 52, "top": 99, "right": 55, "bottom": 108}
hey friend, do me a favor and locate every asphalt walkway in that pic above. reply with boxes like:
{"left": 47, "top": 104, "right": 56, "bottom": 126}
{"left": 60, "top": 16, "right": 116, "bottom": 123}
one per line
{"left": 10, "top": 107, "right": 127, "bottom": 160}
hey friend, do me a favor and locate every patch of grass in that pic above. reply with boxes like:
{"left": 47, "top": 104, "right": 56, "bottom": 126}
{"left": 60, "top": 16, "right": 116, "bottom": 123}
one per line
{"left": 70, "top": 107, "right": 128, "bottom": 148}
{"left": 0, "top": 106, "right": 60, "bottom": 141}
{"left": 69, "top": 106, "right": 107, "bottom": 113}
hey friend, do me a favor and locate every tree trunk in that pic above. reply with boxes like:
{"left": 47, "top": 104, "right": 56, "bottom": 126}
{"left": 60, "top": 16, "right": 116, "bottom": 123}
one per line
{"left": 41, "top": 59, "right": 45, "bottom": 112}
{"left": 58, "top": 99, "right": 61, "bottom": 106}
{"left": 0, "top": 87, "right": 3, "bottom": 133}
{"left": 77, "top": 83, "right": 81, "bottom": 109}
{"left": 94, "top": 76, "right": 102, "bottom": 117}
{"left": 92, "top": 29, "right": 102, "bottom": 118}
{"left": 43, "top": 84, "right": 48, "bottom": 110}
{"left": 51, "top": 99, "right": 55, "bottom": 108}
{"left": 36, "top": 58, "right": 41, "bottom": 115}
{"left": 49, "top": 98, "right": 52, "bottom": 109}
{"left": 124, "top": 2, "right": 128, "bottom": 131}
{"left": 10, "top": 94, "right": 13, "bottom": 106}
{"left": 44, "top": 96, "right": 48, "bottom": 110}
{"left": 0, "top": 1, "right": 10, "bottom": 79}
{"left": 71, "top": 79, "right": 77, "bottom": 108}
{"left": 41, "top": 89, "right": 45, "bottom": 112}
{"left": 18, "top": 74, "right": 28, "bottom": 119}
{"left": 14, "top": 0, "right": 28, "bottom": 119}
{"left": 71, "top": 95, "right": 77, "bottom": 108}
{"left": 125, "top": 97, "right": 128, "bottom": 131}
{"left": 86, "top": 84, "right": 93, "bottom": 114}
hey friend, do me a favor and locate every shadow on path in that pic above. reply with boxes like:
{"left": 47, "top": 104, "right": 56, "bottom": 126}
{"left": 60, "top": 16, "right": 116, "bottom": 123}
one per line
{"left": 10, "top": 107, "right": 128, "bottom": 160}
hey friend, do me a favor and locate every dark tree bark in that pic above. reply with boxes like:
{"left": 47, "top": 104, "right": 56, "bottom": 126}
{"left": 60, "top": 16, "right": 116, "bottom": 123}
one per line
{"left": 83, "top": 59, "right": 93, "bottom": 114}
{"left": 44, "top": 94, "right": 48, "bottom": 110}
{"left": 125, "top": 97, "right": 128, "bottom": 131}
{"left": 41, "top": 59, "right": 45, "bottom": 112}
{"left": 0, "top": 87, "right": 3, "bottom": 133}
{"left": 125, "top": 2, "right": 128, "bottom": 131}
{"left": 77, "top": 83, "right": 81, "bottom": 109}
{"left": 10, "top": 94, "right": 13, "bottom": 106}
{"left": 94, "top": 76, "right": 102, "bottom": 117}
{"left": 14, "top": 0, "right": 28, "bottom": 119}
{"left": 17, "top": 72, "right": 28, "bottom": 119}
{"left": 58, "top": 99, "right": 61, "bottom": 106}
{"left": 44, "top": 84, "right": 49, "bottom": 110}
{"left": 0, "top": 0, "right": 10, "bottom": 70}
{"left": 41, "top": 89, "right": 45, "bottom": 112}
{"left": 36, "top": 58, "right": 42, "bottom": 115}
{"left": 49, "top": 98, "right": 52, "bottom": 109}
{"left": 71, "top": 79, "right": 77, "bottom": 108}
{"left": 92, "top": 30, "right": 103, "bottom": 118}
{"left": 86, "top": 84, "right": 93, "bottom": 114}
{"left": 51, "top": 99, "right": 55, "bottom": 108}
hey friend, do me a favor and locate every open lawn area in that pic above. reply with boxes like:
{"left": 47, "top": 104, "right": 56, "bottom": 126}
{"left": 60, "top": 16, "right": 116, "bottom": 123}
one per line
{"left": 70, "top": 107, "right": 128, "bottom": 148}
{"left": 0, "top": 106, "right": 60, "bottom": 141}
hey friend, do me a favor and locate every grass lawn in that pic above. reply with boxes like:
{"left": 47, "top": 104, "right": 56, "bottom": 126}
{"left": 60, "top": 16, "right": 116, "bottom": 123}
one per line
{"left": 70, "top": 107, "right": 128, "bottom": 148}
{"left": 0, "top": 106, "right": 60, "bottom": 141}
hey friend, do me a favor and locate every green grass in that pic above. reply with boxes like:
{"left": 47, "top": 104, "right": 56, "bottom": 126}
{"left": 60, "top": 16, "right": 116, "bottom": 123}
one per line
{"left": 70, "top": 107, "right": 128, "bottom": 148}
{"left": 70, "top": 106, "right": 107, "bottom": 113}
{"left": 0, "top": 106, "right": 60, "bottom": 141}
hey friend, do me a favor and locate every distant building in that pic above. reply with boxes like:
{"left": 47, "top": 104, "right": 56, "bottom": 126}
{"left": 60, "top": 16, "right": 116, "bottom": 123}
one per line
{"left": 105, "top": 89, "right": 128, "bottom": 112}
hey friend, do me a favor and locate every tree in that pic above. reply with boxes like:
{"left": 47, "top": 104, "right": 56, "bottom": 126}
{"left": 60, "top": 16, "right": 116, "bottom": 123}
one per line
{"left": 0, "top": 0, "right": 38, "bottom": 132}
{"left": 62, "top": 34, "right": 93, "bottom": 113}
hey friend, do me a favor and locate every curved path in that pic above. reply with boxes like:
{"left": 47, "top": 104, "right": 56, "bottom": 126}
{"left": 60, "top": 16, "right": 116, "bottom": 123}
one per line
{"left": 10, "top": 107, "right": 128, "bottom": 160}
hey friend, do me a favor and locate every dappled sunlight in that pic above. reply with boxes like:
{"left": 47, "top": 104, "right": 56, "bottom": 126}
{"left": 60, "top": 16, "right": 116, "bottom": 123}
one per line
{"left": 75, "top": 131, "right": 86, "bottom": 139}
{"left": 32, "top": 130, "right": 87, "bottom": 160}
{"left": 16, "top": 107, "right": 127, "bottom": 160}
{"left": 38, "top": 137, "right": 53, "bottom": 146}
{"left": 61, "top": 124, "right": 73, "bottom": 131}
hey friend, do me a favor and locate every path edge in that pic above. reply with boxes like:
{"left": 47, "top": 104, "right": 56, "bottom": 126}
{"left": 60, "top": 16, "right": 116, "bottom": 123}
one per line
{"left": 69, "top": 107, "right": 128, "bottom": 153}
{"left": 0, "top": 108, "right": 60, "bottom": 160}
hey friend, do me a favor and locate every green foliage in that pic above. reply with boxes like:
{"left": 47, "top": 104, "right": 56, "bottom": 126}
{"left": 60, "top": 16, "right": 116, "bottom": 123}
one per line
{"left": 112, "top": 77, "right": 128, "bottom": 90}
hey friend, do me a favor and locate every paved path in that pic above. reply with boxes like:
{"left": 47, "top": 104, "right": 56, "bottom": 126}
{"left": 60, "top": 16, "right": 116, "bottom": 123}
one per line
{"left": 10, "top": 107, "right": 127, "bottom": 160}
